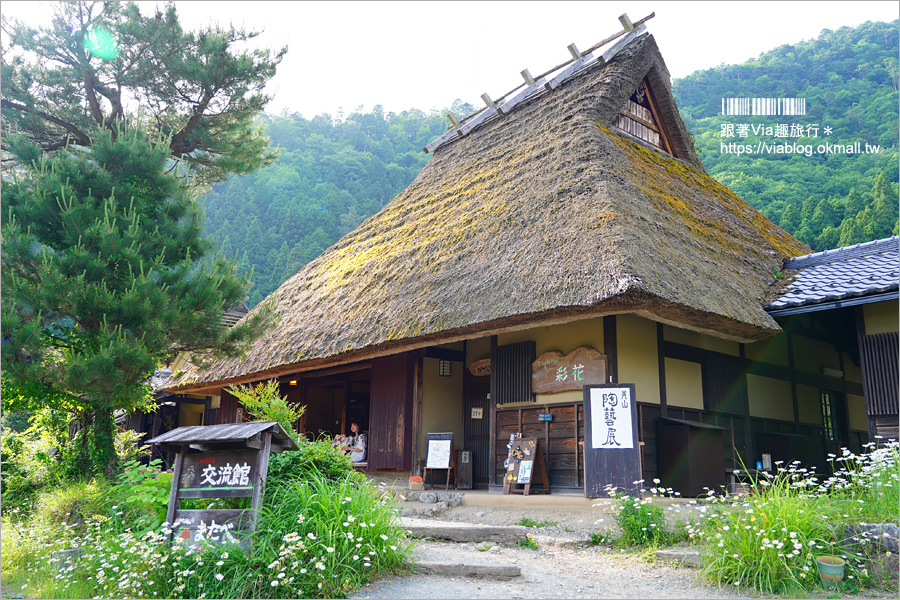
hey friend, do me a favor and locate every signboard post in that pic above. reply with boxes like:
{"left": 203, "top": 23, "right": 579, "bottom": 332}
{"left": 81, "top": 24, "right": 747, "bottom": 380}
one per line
{"left": 147, "top": 421, "right": 297, "bottom": 550}
{"left": 503, "top": 437, "right": 549, "bottom": 495}
{"left": 582, "top": 384, "right": 641, "bottom": 498}
{"left": 424, "top": 432, "right": 455, "bottom": 490}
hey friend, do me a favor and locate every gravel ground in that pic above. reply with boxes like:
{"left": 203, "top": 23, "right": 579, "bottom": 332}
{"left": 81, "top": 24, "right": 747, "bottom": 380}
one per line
{"left": 349, "top": 501, "right": 897, "bottom": 600}
{"left": 350, "top": 501, "right": 747, "bottom": 600}
{"left": 350, "top": 539, "right": 749, "bottom": 599}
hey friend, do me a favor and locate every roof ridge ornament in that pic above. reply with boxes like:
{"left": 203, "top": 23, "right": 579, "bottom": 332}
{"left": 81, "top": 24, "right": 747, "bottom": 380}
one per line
{"left": 424, "top": 12, "right": 656, "bottom": 154}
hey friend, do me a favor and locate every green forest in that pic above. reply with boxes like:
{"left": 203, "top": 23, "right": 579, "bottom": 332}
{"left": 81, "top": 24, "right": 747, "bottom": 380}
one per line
{"left": 202, "top": 20, "right": 899, "bottom": 307}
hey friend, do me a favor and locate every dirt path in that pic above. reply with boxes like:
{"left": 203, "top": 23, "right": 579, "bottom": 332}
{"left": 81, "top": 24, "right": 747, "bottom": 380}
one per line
{"left": 349, "top": 501, "right": 896, "bottom": 600}
{"left": 350, "top": 539, "right": 750, "bottom": 599}
{"left": 350, "top": 501, "right": 747, "bottom": 599}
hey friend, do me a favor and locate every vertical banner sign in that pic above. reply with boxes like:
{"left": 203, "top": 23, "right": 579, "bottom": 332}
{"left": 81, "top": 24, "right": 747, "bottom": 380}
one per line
{"left": 590, "top": 388, "right": 634, "bottom": 449}
{"left": 583, "top": 384, "right": 640, "bottom": 498}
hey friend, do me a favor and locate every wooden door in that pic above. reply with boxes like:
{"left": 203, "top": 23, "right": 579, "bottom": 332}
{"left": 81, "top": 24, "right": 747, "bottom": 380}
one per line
{"left": 370, "top": 353, "right": 415, "bottom": 470}
{"left": 464, "top": 377, "right": 491, "bottom": 486}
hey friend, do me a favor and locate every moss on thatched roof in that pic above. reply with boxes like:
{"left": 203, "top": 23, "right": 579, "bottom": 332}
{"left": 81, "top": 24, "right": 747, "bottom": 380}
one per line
{"left": 168, "top": 34, "right": 807, "bottom": 392}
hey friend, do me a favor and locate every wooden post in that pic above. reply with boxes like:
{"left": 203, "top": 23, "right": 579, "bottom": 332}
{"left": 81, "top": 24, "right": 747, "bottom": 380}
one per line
{"left": 249, "top": 432, "right": 272, "bottom": 533}
{"left": 567, "top": 43, "right": 582, "bottom": 60}
{"left": 489, "top": 335, "right": 498, "bottom": 486}
{"left": 166, "top": 445, "right": 188, "bottom": 540}
{"left": 573, "top": 402, "right": 580, "bottom": 487}
{"left": 618, "top": 13, "right": 634, "bottom": 32}
{"left": 411, "top": 353, "right": 424, "bottom": 476}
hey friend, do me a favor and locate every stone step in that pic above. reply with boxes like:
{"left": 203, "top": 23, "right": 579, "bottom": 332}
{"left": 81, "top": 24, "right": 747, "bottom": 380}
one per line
{"left": 655, "top": 547, "right": 702, "bottom": 568}
{"left": 415, "top": 561, "right": 521, "bottom": 580}
{"left": 402, "top": 517, "right": 528, "bottom": 544}
{"left": 411, "top": 540, "right": 522, "bottom": 580}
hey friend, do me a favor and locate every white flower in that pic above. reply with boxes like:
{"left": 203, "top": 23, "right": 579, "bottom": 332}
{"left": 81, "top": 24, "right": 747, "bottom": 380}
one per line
{"left": 215, "top": 574, "right": 224, "bottom": 581}
{"left": 326, "top": 547, "right": 334, "bottom": 553}
{"left": 307, "top": 533, "right": 317, "bottom": 540}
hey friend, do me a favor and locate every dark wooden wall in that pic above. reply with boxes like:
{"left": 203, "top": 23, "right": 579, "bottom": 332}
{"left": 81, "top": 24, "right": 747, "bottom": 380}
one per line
{"left": 370, "top": 353, "right": 415, "bottom": 470}
{"left": 494, "top": 404, "right": 584, "bottom": 488}
{"left": 858, "top": 331, "right": 899, "bottom": 440}
{"left": 639, "top": 403, "right": 868, "bottom": 487}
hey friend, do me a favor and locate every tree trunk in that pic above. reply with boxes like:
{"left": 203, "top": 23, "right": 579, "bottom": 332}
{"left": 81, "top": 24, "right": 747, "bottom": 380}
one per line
{"left": 88, "top": 407, "right": 118, "bottom": 477}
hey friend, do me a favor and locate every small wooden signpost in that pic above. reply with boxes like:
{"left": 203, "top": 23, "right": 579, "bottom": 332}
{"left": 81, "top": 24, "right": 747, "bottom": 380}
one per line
{"left": 424, "top": 432, "right": 455, "bottom": 490}
{"left": 503, "top": 437, "right": 549, "bottom": 495}
{"left": 146, "top": 421, "right": 297, "bottom": 549}
{"left": 583, "top": 384, "right": 641, "bottom": 498}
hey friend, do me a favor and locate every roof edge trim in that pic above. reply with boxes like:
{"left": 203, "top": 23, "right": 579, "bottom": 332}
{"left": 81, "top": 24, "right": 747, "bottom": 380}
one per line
{"left": 767, "top": 290, "right": 899, "bottom": 317}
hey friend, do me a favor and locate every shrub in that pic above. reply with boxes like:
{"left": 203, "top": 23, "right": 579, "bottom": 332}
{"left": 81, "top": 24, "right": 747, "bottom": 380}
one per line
{"left": 33, "top": 479, "right": 113, "bottom": 532}
{"left": 693, "top": 442, "right": 899, "bottom": 595}
{"left": 1, "top": 409, "right": 72, "bottom": 515}
{"left": 267, "top": 440, "right": 363, "bottom": 487}
{"left": 114, "top": 429, "right": 150, "bottom": 465}
{"left": 1, "top": 409, "right": 31, "bottom": 433}
{"left": 5, "top": 472, "right": 413, "bottom": 599}
{"left": 515, "top": 536, "right": 539, "bottom": 550}
{"left": 109, "top": 458, "right": 173, "bottom": 530}
{"left": 603, "top": 481, "right": 687, "bottom": 548}
{"left": 227, "top": 380, "right": 304, "bottom": 442}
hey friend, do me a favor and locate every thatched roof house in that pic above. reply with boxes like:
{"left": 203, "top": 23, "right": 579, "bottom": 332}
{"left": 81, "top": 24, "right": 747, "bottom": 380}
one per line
{"left": 169, "top": 32, "right": 806, "bottom": 394}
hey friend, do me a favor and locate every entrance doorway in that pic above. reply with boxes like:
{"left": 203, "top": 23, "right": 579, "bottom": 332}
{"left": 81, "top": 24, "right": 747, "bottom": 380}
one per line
{"left": 299, "top": 368, "right": 371, "bottom": 442}
{"left": 464, "top": 377, "right": 491, "bottom": 487}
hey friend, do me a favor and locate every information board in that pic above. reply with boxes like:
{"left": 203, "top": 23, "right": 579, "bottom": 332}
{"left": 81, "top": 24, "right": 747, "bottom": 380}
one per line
{"left": 425, "top": 432, "right": 453, "bottom": 469}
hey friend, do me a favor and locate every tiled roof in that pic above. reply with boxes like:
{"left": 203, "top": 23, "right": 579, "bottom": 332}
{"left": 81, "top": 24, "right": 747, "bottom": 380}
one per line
{"left": 767, "top": 237, "right": 899, "bottom": 313}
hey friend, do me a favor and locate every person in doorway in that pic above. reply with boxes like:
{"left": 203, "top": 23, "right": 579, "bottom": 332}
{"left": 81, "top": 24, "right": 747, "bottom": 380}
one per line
{"left": 341, "top": 422, "right": 366, "bottom": 463}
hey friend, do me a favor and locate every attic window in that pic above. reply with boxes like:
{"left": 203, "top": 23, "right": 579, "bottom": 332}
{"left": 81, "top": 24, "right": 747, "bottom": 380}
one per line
{"left": 613, "top": 77, "right": 675, "bottom": 156}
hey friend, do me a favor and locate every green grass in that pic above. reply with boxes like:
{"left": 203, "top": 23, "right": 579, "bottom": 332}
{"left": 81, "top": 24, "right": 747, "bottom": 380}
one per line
{"left": 518, "top": 517, "right": 558, "bottom": 528}
{"left": 692, "top": 442, "right": 898, "bottom": 596}
{"left": 1, "top": 472, "right": 414, "bottom": 599}
{"left": 515, "top": 536, "right": 539, "bottom": 550}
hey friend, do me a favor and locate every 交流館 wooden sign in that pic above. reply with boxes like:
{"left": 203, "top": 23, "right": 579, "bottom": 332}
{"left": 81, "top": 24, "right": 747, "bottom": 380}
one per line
{"left": 146, "top": 421, "right": 297, "bottom": 549}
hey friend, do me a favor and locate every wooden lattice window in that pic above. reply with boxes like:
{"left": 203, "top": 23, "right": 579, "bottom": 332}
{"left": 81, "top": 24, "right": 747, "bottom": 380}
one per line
{"left": 613, "top": 77, "right": 675, "bottom": 156}
{"left": 492, "top": 341, "right": 536, "bottom": 405}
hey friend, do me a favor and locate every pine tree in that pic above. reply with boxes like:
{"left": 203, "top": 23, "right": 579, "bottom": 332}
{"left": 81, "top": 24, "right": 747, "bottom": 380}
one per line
{"left": 778, "top": 203, "right": 801, "bottom": 233}
{"left": 843, "top": 188, "right": 867, "bottom": 219}
{"left": 1, "top": 1, "right": 285, "bottom": 184}
{"left": 870, "top": 172, "right": 898, "bottom": 237}
{"left": 1, "top": 129, "right": 276, "bottom": 476}
{"left": 837, "top": 216, "right": 867, "bottom": 247}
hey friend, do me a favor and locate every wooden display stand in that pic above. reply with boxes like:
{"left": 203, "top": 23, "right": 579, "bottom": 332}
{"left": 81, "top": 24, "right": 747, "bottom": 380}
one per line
{"left": 424, "top": 432, "right": 456, "bottom": 490}
{"left": 503, "top": 437, "right": 549, "bottom": 495}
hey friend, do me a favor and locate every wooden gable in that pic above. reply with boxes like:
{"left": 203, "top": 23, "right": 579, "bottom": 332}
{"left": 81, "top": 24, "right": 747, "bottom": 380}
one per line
{"left": 613, "top": 76, "right": 675, "bottom": 156}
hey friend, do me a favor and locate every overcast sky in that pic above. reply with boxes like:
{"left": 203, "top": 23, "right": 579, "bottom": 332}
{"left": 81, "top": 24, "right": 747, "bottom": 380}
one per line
{"left": 3, "top": 1, "right": 899, "bottom": 118}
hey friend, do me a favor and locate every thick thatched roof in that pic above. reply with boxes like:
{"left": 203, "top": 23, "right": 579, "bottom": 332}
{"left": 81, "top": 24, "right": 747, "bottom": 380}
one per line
{"left": 169, "top": 34, "right": 807, "bottom": 393}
